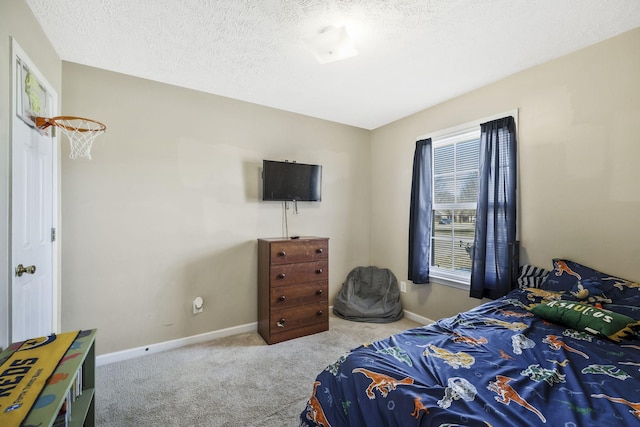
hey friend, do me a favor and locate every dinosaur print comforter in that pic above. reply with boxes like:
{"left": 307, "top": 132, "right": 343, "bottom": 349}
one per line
{"left": 300, "top": 288, "right": 640, "bottom": 426}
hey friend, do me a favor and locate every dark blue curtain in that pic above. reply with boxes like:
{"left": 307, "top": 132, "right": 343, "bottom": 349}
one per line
{"left": 408, "top": 138, "right": 432, "bottom": 284}
{"left": 470, "top": 116, "right": 517, "bottom": 299}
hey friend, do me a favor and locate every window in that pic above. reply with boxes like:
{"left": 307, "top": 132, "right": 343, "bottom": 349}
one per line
{"left": 430, "top": 128, "right": 480, "bottom": 284}
{"left": 409, "top": 110, "right": 517, "bottom": 289}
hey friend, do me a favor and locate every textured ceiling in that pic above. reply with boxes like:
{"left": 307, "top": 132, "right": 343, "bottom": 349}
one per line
{"left": 25, "top": 0, "right": 640, "bottom": 130}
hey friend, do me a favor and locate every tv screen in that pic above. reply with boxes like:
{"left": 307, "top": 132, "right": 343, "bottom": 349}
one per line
{"left": 262, "top": 160, "right": 322, "bottom": 202}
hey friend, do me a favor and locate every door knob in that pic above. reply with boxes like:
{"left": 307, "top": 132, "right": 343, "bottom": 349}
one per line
{"left": 15, "top": 264, "right": 36, "bottom": 277}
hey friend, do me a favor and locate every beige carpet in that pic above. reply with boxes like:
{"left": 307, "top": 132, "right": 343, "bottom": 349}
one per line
{"left": 96, "top": 313, "right": 421, "bottom": 426}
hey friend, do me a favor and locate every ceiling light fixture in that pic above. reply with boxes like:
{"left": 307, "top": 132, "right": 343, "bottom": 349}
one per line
{"left": 303, "top": 26, "right": 358, "bottom": 64}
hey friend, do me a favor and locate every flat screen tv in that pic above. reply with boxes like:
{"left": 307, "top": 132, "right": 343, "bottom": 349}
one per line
{"left": 262, "top": 160, "right": 322, "bottom": 202}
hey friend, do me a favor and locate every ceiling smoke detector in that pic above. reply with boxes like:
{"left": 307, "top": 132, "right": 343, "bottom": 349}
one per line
{"left": 303, "top": 26, "right": 358, "bottom": 64}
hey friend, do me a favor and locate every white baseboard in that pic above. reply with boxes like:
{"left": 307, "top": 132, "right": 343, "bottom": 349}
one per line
{"left": 96, "top": 322, "right": 257, "bottom": 366}
{"left": 403, "top": 310, "right": 436, "bottom": 325}
{"left": 333, "top": 304, "right": 434, "bottom": 325}
{"left": 97, "top": 309, "right": 435, "bottom": 367}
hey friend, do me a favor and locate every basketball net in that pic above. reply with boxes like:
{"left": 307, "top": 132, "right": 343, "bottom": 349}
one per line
{"left": 36, "top": 116, "right": 107, "bottom": 160}
{"left": 57, "top": 117, "right": 106, "bottom": 159}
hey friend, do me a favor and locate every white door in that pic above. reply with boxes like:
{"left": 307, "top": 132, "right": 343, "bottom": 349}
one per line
{"left": 11, "top": 39, "right": 58, "bottom": 342}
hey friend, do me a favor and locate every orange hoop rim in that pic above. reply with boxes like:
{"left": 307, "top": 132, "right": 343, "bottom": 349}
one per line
{"left": 35, "top": 116, "right": 107, "bottom": 133}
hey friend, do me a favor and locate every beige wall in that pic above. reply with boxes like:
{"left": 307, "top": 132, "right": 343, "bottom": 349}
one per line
{"left": 60, "top": 63, "right": 371, "bottom": 354}
{"left": 0, "top": 0, "right": 62, "bottom": 349}
{"left": 370, "top": 28, "right": 640, "bottom": 321}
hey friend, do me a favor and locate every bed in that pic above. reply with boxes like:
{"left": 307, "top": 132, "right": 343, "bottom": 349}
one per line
{"left": 300, "top": 259, "right": 640, "bottom": 426}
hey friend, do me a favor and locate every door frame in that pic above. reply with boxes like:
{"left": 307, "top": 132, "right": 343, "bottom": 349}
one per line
{"left": 10, "top": 37, "right": 60, "bottom": 342}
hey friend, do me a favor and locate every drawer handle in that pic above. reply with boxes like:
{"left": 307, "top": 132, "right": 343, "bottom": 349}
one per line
{"left": 316, "top": 268, "right": 323, "bottom": 274}
{"left": 317, "top": 310, "right": 323, "bottom": 316}
{"left": 316, "top": 248, "right": 324, "bottom": 254}
{"left": 316, "top": 289, "right": 323, "bottom": 295}
{"left": 277, "top": 273, "right": 286, "bottom": 279}
{"left": 276, "top": 318, "right": 286, "bottom": 328}
{"left": 278, "top": 295, "right": 286, "bottom": 302}
{"left": 278, "top": 251, "right": 286, "bottom": 257}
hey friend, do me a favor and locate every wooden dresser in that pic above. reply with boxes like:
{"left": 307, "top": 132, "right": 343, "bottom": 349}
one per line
{"left": 258, "top": 237, "right": 329, "bottom": 344}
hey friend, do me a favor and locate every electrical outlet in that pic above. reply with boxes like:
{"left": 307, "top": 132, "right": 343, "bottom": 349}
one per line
{"left": 400, "top": 281, "right": 407, "bottom": 293}
{"left": 193, "top": 297, "right": 204, "bottom": 314}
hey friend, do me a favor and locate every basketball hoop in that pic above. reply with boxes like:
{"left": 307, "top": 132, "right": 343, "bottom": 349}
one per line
{"left": 36, "top": 116, "right": 107, "bottom": 160}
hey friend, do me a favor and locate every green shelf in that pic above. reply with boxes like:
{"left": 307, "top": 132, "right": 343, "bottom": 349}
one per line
{"left": 1, "top": 329, "right": 96, "bottom": 427}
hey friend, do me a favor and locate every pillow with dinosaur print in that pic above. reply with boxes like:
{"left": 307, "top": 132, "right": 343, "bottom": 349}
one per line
{"left": 530, "top": 299, "right": 640, "bottom": 342}
{"left": 541, "top": 259, "right": 640, "bottom": 306}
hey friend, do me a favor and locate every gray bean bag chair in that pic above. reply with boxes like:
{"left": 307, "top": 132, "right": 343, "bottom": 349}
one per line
{"left": 333, "top": 266, "right": 403, "bottom": 323}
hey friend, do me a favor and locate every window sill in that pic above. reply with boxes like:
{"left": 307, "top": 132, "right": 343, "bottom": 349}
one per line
{"left": 428, "top": 274, "right": 470, "bottom": 291}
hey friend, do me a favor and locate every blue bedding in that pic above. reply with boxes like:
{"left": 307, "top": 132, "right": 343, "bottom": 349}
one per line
{"left": 300, "top": 288, "right": 640, "bottom": 426}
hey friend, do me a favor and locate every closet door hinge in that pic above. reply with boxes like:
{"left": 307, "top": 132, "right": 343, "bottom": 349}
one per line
{"left": 51, "top": 227, "right": 56, "bottom": 242}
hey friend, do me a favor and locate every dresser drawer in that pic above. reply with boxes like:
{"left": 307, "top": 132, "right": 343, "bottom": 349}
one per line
{"left": 270, "top": 240, "right": 328, "bottom": 264}
{"left": 267, "top": 322, "right": 329, "bottom": 345}
{"left": 270, "top": 281, "right": 328, "bottom": 309}
{"left": 270, "top": 302, "right": 328, "bottom": 332}
{"left": 270, "top": 260, "right": 328, "bottom": 286}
